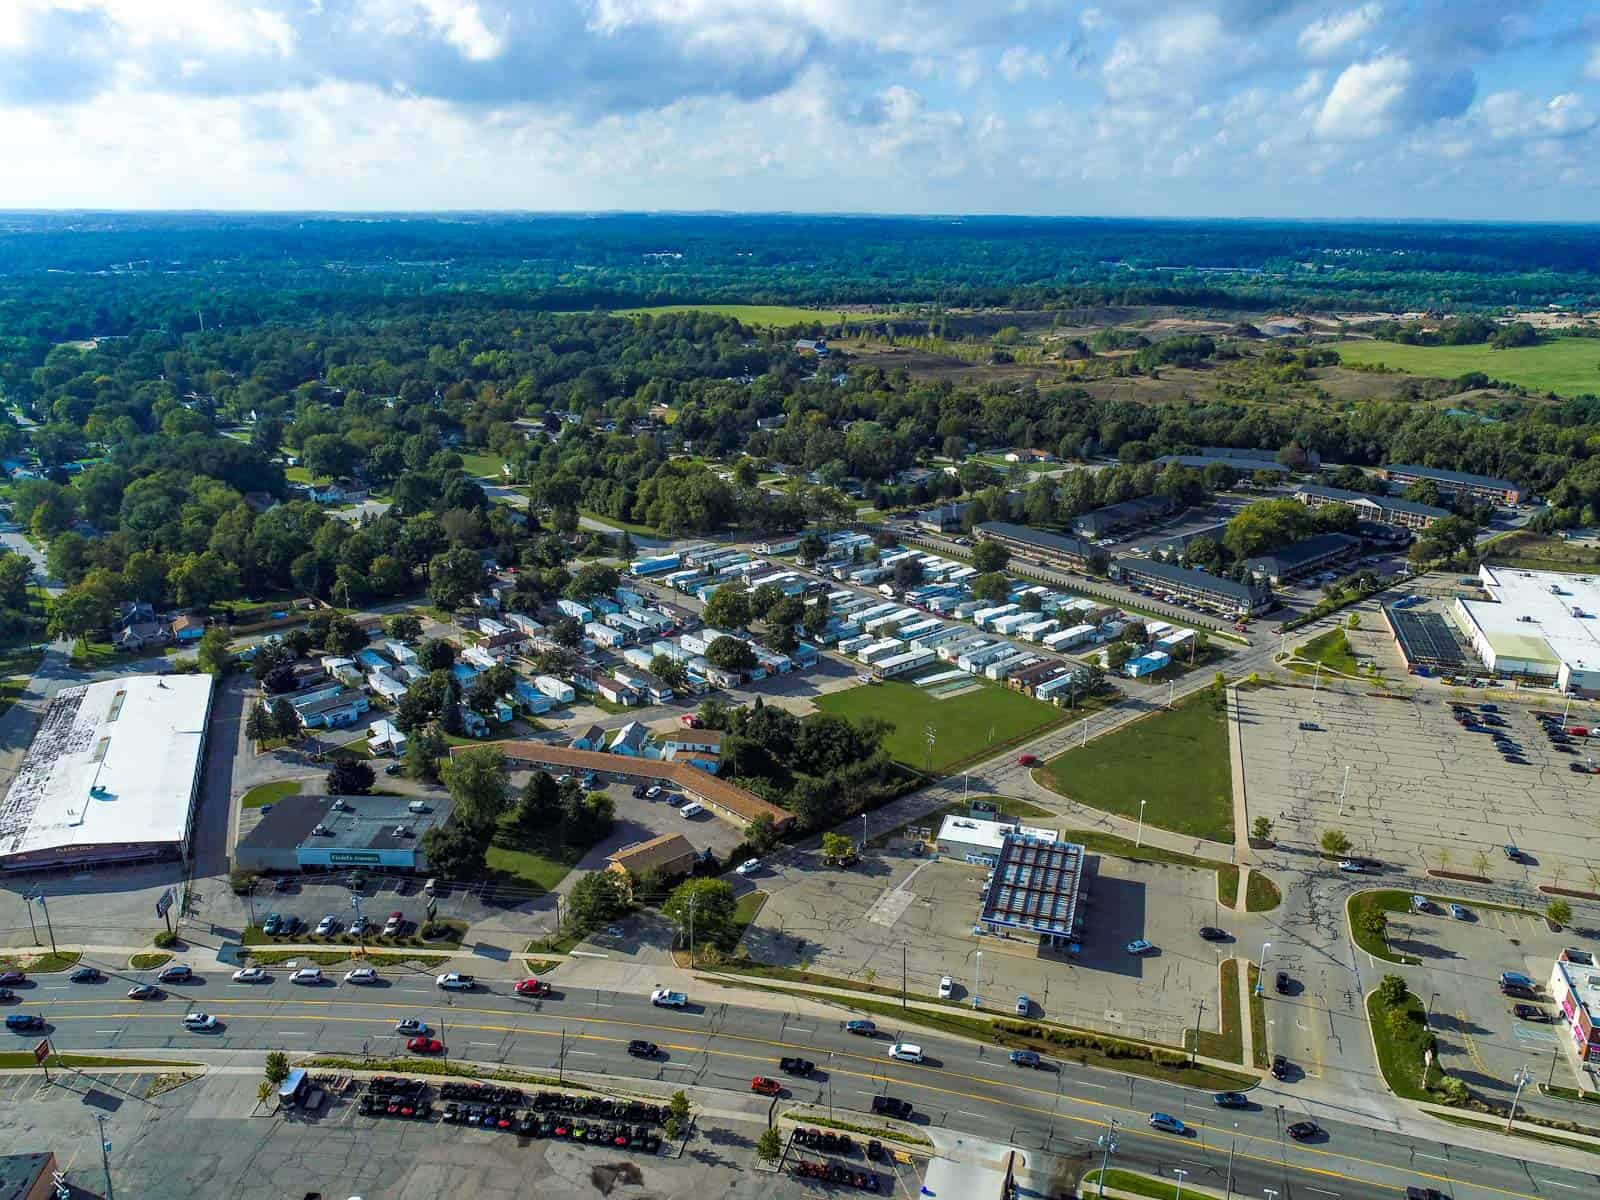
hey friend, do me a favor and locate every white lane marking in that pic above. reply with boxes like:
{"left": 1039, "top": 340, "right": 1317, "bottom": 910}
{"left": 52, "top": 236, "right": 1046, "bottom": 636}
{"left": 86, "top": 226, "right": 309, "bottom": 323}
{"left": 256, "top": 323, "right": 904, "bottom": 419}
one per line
{"left": 568, "top": 1050, "right": 598, "bottom": 1057}
{"left": 95, "top": 1029, "right": 123, "bottom": 1034}
{"left": 1537, "top": 1183, "right": 1579, "bottom": 1191}
{"left": 1306, "top": 1189, "right": 1340, "bottom": 1197}
{"left": 788, "top": 1028, "right": 813, "bottom": 1034}
{"left": 467, "top": 1041, "right": 497, "bottom": 1047}
{"left": 1414, "top": 1153, "right": 1447, "bottom": 1162}
{"left": 955, "top": 1110, "right": 988, "bottom": 1118}
{"left": 278, "top": 1032, "right": 307, "bottom": 1037}
{"left": 590, "top": 1003, "right": 614, "bottom": 1008}
{"left": 43, "top": 985, "right": 67, "bottom": 990}
{"left": 1072, "top": 1080, "right": 1106, "bottom": 1089}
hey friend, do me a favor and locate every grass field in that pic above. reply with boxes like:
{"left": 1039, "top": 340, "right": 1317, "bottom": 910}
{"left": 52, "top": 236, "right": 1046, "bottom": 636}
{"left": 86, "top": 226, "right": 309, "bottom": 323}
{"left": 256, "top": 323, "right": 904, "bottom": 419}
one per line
{"left": 1294, "top": 629, "right": 1360, "bottom": 675}
{"left": 814, "top": 679, "right": 1066, "bottom": 774}
{"left": 1038, "top": 690, "right": 1234, "bottom": 843}
{"left": 613, "top": 304, "right": 874, "bottom": 327}
{"left": 1485, "top": 530, "right": 1600, "bottom": 574}
{"left": 458, "top": 452, "right": 507, "bottom": 479}
{"left": 1366, "top": 987, "right": 1438, "bottom": 1101}
{"left": 486, "top": 823, "right": 591, "bottom": 895}
{"left": 240, "top": 780, "right": 303, "bottom": 810}
{"left": 1335, "top": 338, "right": 1600, "bottom": 397}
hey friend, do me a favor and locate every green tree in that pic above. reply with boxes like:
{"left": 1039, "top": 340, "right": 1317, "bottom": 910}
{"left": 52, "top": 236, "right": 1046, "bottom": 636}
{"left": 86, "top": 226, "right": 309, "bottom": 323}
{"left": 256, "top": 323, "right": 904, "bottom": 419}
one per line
{"left": 196, "top": 628, "right": 233, "bottom": 677}
{"left": 1547, "top": 899, "right": 1573, "bottom": 929}
{"left": 971, "top": 540, "right": 1009, "bottom": 573}
{"left": 706, "top": 635, "right": 757, "bottom": 672}
{"left": 264, "top": 1050, "right": 290, "bottom": 1086}
{"left": 245, "top": 702, "right": 274, "bottom": 743}
{"left": 703, "top": 584, "right": 752, "bottom": 630}
{"left": 970, "top": 571, "right": 1009, "bottom": 605}
{"left": 1357, "top": 908, "right": 1388, "bottom": 944}
{"left": 427, "top": 546, "right": 486, "bottom": 611}
{"left": 821, "top": 832, "right": 856, "bottom": 864}
{"left": 444, "top": 745, "right": 510, "bottom": 837}
{"left": 270, "top": 697, "right": 300, "bottom": 739}
{"left": 1377, "top": 974, "right": 1409, "bottom": 1007}
{"left": 402, "top": 725, "right": 446, "bottom": 782}
{"left": 746, "top": 812, "right": 779, "bottom": 854}
{"left": 1320, "top": 828, "right": 1352, "bottom": 857}
{"left": 417, "top": 638, "right": 456, "bottom": 671}
{"left": 650, "top": 654, "right": 689, "bottom": 690}
{"left": 1105, "top": 642, "right": 1133, "bottom": 671}
{"left": 564, "top": 870, "right": 631, "bottom": 935}
{"left": 327, "top": 758, "right": 375, "bottom": 795}
{"left": 1251, "top": 815, "right": 1274, "bottom": 842}
{"left": 756, "top": 1125, "right": 781, "bottom": 1162}
{"left": 418, "top": 823, "right": 488, "bottom": 880}
{"left": 47, "top": 584, "right": 114, "bottom": 641}
{"left": 662, "top": 877, "right": 738, "bottom": 955}
{"left": 383, "top": 614, "right": 423, "bottom": 642}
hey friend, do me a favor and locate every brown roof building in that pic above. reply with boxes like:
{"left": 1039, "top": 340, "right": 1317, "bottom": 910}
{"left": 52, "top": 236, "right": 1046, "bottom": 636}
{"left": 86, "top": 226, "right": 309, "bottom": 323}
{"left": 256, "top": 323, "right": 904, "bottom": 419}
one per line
{"left": 460, "top": 741, "right": 794, "bottom": 832}
{"left": 607, "top": 832, "right": 697, "bottom": 880}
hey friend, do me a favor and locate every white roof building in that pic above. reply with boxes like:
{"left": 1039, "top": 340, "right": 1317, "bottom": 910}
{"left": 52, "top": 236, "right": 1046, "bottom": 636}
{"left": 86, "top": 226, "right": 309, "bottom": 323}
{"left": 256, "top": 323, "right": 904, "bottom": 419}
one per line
{"left": 0, "top": 673, "right": 214, "bottom": 870}
{"left": 1456, "top": 565, "right": 1600, "bottom": 693}
{"left": 935, "top": 814, "right": 1057, "bottom": 860}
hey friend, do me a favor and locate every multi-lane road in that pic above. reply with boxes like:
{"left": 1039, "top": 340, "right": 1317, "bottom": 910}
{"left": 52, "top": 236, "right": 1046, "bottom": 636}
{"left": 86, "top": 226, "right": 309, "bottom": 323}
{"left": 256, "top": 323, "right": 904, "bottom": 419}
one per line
{"left": 10, "top": 964, "right": 1597, "bottom": 1200}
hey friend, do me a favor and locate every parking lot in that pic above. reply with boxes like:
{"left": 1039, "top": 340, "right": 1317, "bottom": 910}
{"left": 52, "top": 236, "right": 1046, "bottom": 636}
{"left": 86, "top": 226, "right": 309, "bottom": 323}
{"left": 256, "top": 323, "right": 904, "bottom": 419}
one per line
{"left": 1238, "top": 676, "right": 1600, "bottom": 878}
{"left": 743, "top": 839, "right": 1230, "bottom": 1047}
{"left": 1380, "top": 893, "right": 1593, "bottom": 1112}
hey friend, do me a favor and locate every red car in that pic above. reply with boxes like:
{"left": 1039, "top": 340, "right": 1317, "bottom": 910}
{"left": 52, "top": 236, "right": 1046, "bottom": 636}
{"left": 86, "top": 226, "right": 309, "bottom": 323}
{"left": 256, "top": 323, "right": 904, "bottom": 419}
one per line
{"left": 1017, "top": 754, "right": 1039, "bottom": 767}
{"left": 679, "top": 714, "right": 702, "bottom": 728}
{"left": 407, "top": 1036, "right": 444, "bottom": 1055}
{"left": 514, "top": 978, "right": 551, "bottom": 997}
{"left": 750, "top": 1077, "right": 782, "bottom": 1096}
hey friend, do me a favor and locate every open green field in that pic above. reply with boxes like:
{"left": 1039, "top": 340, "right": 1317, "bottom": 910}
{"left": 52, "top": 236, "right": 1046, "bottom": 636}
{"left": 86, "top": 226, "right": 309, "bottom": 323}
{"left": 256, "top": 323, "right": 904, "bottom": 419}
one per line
{"left": 613, "top": 304, "right": 874, "bottom": 327}
{"left": 1294, "top": 629, "right": 1360, "bottom": 674}
{"left": 458, "top": 451, "right": 507, "bottom": 479}
{"left": 1484, "top": 530, "right": 1600, "bottom": 574}
{"left": 1038, "top": 690, "right": 1234, "bottom": 843}
{"left": 814, "top": 678, "right": 1066, "bottom": 774}
{"left": 240, "top": 780, "right": 303, "bottom": 810}
{"left": 1335, "top": 338, "right": 1600, "bottom": 397}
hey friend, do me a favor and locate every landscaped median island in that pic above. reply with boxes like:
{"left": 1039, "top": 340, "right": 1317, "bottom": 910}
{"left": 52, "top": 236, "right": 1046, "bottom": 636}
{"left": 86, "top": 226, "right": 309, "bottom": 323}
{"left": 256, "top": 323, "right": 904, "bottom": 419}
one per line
{"left": 698, "top": 967, "right": 1257, "bottom": 1090}
{"left": 1285, "top": 629, "right": 1366, "bottom": 677}
{"left": 1346, "top": 888, "right": 1542, "bottom": 966}
{"left": 1036, "top": 684, "right": 1235, "bottom": 844}
{"left": 1079, "top": 1168, "right": 1190, "bottom": 1200}
{"left": 1185, "top": 958, "right": 1242, "bottom": 1063}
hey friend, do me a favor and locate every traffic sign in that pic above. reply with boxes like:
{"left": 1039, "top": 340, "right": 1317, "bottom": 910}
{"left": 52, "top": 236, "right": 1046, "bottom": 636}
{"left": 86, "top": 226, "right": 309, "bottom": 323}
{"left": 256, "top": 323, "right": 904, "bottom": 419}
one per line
{"left": 155, "top": 888, "right": 175, "bottom": 919}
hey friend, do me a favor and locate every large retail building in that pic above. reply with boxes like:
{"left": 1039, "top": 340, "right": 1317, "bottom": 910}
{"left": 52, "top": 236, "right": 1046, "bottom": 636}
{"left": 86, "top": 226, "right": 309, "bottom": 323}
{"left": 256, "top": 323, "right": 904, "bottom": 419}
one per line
{"left": 1454, "top": 565, "right": 1600, "bottom": 694}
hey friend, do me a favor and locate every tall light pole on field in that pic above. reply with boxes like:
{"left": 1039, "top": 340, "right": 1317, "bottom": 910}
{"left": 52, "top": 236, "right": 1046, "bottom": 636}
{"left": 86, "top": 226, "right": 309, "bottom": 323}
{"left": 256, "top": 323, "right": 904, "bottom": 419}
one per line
{"left": 1255, "top": 942, "right": 1272, "bottom": 995}
{"left": 1136, "top": 799, "right": 1147, "bottom": 848}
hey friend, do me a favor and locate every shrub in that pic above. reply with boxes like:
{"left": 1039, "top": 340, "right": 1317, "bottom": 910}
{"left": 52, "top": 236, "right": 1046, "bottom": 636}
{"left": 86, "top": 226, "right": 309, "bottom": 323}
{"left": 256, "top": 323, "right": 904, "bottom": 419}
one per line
{"left": 1377, "top": 974, "right": 1409, "bottom": 1006}
{"left": 152, "top": 930, "right": 177, "bottom": 948}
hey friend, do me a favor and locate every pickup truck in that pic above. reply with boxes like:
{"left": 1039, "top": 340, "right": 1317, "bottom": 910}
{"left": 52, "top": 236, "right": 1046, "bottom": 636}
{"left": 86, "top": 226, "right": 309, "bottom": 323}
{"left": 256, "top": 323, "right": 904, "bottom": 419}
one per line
{"left": 650, "top": 988, "right": 688, "bottom": 1008}
{"left": 871, "top": 1096, "right": 913, "bottom": 1119}
{"left": 435, "top": 972, "right": 476, "bottom": 991}
{"left": 779, "top": 1056, "right": 814, "bottom": 1076}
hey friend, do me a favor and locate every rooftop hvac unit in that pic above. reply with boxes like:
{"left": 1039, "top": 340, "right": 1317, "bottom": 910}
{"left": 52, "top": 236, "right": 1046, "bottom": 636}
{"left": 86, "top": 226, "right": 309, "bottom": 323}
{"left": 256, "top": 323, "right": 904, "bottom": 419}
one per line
{"left": 312, "top": 824, "right": 331, "bottom": 836}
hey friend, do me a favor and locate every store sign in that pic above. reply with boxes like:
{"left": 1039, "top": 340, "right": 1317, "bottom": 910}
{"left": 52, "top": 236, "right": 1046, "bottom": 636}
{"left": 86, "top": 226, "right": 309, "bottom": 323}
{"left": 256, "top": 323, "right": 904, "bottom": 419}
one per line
{"left": 329, "top": 851, "right": 382, "bottom": 864}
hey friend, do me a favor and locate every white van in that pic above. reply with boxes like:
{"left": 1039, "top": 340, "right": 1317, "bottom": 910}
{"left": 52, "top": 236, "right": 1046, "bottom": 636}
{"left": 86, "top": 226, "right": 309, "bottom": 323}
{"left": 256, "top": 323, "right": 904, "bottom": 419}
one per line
{"left": 680, "top": 803, "right": 705, "bottom": 819}
{"left": 887, "top": 1042, "right": 924, "bottom": 1063}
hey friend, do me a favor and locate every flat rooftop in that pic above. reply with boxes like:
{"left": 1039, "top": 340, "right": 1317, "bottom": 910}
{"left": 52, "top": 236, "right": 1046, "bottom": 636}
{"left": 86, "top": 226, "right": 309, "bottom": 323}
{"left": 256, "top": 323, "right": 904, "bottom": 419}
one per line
{"left": 0, "top": 674, "right": 213, "bottom": 867}
{"left": 1463, "top": 565, "right": 1600, "bottom": 675}
{"left": 938, "top": 814, "right": 1056, "bottom": 853}
{"left": 979, "top": 835, "right": 1087, "bottom": 940}
{"left": 237, "top": 793, "right": 455, "bottom": 856}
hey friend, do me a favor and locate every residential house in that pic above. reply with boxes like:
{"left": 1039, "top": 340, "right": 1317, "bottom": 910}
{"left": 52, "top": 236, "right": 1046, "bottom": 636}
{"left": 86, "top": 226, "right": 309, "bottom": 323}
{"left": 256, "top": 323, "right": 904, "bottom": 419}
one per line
{"left": 322, "top": 656, "right": 363, "bottom": 688}
{"left": 606, "top": 833, "right": 698, "bottom": 889}
{"left": 170, "top": 613, "right": 207, "bottom": 643}
{"left": 608, "top": 721, "right": 652, "bottom": 757}
{"left": 367, "top": 718, "right": 408, "bottom": 756}
{"left": 295, "top": 690, "right": 371, "bottom": 730}
{"left": 114, "top": 621, "right": 171, "bottom": 652}
{"left": 367, "top": 667, "right": 409, "bottom": 703}
{"left": 457, "top": 706, "right": 490, "bottom": 737}
{"left": 570, "top": 724, "right": 607, "bottom": 751}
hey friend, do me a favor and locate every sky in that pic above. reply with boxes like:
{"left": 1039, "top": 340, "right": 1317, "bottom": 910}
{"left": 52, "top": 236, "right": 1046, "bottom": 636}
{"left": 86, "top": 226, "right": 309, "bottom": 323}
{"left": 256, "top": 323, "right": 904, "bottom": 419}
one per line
{"left": 1, "top": 0, "right": 1597, "bottom": 220}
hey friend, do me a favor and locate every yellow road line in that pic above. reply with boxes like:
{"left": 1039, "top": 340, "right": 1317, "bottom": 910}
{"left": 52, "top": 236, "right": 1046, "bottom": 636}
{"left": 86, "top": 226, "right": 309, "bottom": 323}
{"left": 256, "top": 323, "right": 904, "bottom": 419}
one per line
{"left": 35, "top": 1008, "right": 1558, "bottom": 1200}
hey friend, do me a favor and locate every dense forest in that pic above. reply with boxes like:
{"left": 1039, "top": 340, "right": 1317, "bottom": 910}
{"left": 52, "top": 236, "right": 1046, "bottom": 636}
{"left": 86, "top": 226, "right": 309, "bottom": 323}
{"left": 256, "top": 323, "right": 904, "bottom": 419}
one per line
{"left": 5, "top": 214, "right": 1600, "bottom": 644}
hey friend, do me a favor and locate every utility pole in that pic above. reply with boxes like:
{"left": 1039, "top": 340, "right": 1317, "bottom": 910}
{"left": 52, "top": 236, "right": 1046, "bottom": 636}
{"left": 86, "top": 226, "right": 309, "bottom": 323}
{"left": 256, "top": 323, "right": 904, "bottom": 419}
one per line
{"left": 1093, "top": 1121, "right": 1119, "bottom": 1198}
{"left": 1507, "top": 1065, "right": 1533, "bottom": 1131}
{"left": 36, "top": 896, "right": 56, "bottom": 956}
{"left": 688, "top": 892, "right": 696, "bottom": 969}
{"left": 559, "top": 1027, "right": 567, "bottom": 1084}
{"left": 1191, "top": 998, "right": 1205, "bottom": 1065}
{"left": 1173, "top": 1168, "right": 1188, "bottom": 1200}
{"left": 20, "top": 894, "right": 38, "bottom": 945}
{"left": 1225, "top": 1126, "right": 1238, "bottom": 1200}
{"left": 97, "top": 1113, "right": 114, "bottom": 1200}
{"left": 901, "top": 944, "right": 907, "bottom": 1010}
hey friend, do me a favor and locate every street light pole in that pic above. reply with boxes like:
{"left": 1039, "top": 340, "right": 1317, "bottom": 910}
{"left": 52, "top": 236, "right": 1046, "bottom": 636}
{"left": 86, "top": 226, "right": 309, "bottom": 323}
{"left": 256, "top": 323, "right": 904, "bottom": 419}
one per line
{"left": 1225, "top": 1125, "right": 1238, "bottom": 1199}
{"left": 1255, "top": 942, "right": 1272, "bottom": 995}
{"left": 1094, "top": 1120, "right": 1119, "bottom": 1198}
{"left": 1136, "top": 800, "right": 1147, "bottom": 848}
{"left": 1507, "top": 1065, "right": 1533, "bottom": 1131}
{"left": 36, "top": 896, "right": 56, "bottom": 956}
{"left": 1173, "top": 1168, "right": 1188, "bottom": 1200}
{"left": 96, "top": 1113, "right": 114, "bottom": 1200}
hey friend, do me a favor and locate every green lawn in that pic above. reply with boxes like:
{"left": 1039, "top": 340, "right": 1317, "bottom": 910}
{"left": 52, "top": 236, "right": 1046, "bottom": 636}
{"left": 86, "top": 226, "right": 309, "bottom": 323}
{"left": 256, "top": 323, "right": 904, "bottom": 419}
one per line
{"left": 1294, "top": 629, "right": 1360, "bottom": 674}
{"left": 1334, "top": 337, "right": 1600, "bottom": 397}
{"left": 577, "top": 508, "right": 662, "bottom": 538}
{"left": 612, "top": 304, "right": 875, "bottom": 327}
{"left": 814, "top": 679, "right": 1066, "bottom": 774}
{"left": 1245, "top": 871, "right": 1282, "bottom": 913}
{"left": 1187, "top": 957, "right": 1242, "bottom": 1063}
{"left": 1038, "top": 690, "right": 1235, "bottom": 843}
{"left": 240, "top": 780, "right": 303, "bottom": 810}
{"left": 486, "top": 817, "right": 595, "bottom": 895}
{"left": 458, "top": 452, "right": 508, "bottom": 479}
{"left": 1347, "top": 890, "right": 1422, "bottom": 965}
{"left": 1082, "top": 1169, "right": 1187, "bottom": 1200}
{"left": 1367, "top": 988, "right": 1439, "bottom": 1102}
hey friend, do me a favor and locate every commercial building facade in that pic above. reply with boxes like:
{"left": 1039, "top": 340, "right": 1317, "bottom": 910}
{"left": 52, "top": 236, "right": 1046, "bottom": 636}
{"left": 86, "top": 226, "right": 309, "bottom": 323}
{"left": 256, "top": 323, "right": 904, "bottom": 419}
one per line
{"left": 1454, "top": 565, "right": 1600, "bottom": 693}
{"left": 1548, "top": 947, "right": 1600, "bottom": 1065}
{"left": 1243, "top": 532, "right": 1362, "bottom": 586}
{"left": 235, "top": 793, "right": 454, "bottom": 875}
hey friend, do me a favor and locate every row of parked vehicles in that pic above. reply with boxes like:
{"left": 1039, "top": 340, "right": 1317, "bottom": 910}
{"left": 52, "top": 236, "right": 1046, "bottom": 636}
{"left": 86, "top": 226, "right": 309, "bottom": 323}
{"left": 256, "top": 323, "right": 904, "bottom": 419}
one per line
{"left": 352, "top": 1076, "right": 666, "bottom": 1149}
{"left": 791, "top": 1160, "right": 880, "bottom": 1190}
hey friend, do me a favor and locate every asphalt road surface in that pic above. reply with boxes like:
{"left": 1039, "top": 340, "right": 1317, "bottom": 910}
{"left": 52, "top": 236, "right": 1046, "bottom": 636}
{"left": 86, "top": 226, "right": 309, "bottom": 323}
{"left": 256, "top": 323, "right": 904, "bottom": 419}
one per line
{"left": 8, "top": 965, "right": 1596, "bottom": 1200}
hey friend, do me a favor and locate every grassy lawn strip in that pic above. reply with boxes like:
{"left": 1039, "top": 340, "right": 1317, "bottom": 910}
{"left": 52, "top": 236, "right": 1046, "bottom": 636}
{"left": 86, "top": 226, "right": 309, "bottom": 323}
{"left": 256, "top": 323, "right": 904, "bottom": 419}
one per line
{"left": 1038, "top": 690, "right": 1234, "bottom": 843}
{"left": 1292, "top": 629, "right": 1361, "bottom": 675}
{"left": 1216, "top": 865, "right": 1239, "bottom": 908}
{"left": 1366, "top": 988, "right": 1438, "bottom": 1102}
{"left": 1248, "top": 965, "right": 1266, "bottom": 1070}
{"left": 731, "top": 891, "right": 768, "bottom": 940}
{"left": 129, "top": 953, "right": 171, "bottom": 969}
{"left": 0, "top": 1052, "right": 195, "bottom": 1069}
{"left": 1347, "top": 891, "right": 1422, "bottom": 965}
{"left": 708, "top": 973, "right": 1255, "bottom": 1090}
{"left": 613, "top": 303, "right": 873, "bottom": 327}
{"left": 300, "top": 1056, "right": 575, "bottom": 1090}
{"left": 1245, "top": 872, "right": 1282, "bottom": 913}
{"left": 577, "top": 508, "right": 662, "bottom": 539}
{"left": 487, "top": 823, "right": 592, "bottom": 896}
{"left": 524, "top": 958, "right": 560, "bottom": 975}
{"left": 816, "top": 679, "right": 1068, "bottom": 776}
{"left": 1082, "top": 1169, "right": 1184, "bottom": 1200}
{"left": 1059, "top": 828, "right": 1229, "bottom": 872}
{"left": 780, "top": 1113, "right": 932, "bottom": 1148}
{"left": 1430, "top": 1112, "right": 1600, "bottom": 1158}
{"left": 1186, "top": 958, "right": 1242, "bottom": 1063}
{"left": 457, "top": 451, "right": 507, "bottom": 479}
{"left": 0, "top": 951, "right": 81, "bottom": 972}
{"left": 241, "top": 780, "right": 303, "bottom": 809}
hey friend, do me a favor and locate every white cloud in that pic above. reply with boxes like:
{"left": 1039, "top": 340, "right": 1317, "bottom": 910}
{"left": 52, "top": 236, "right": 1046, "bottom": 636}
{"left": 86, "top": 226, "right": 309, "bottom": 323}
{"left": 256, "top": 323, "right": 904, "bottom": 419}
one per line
{"left": 359, "top": 0, "right": 505, "bottom": 61}
{"left": 998, "top": 45, "right": 1049, "bottom": 83}
{"left": 1294, "top": 70, "right": 1325, "bottom": 103}
{"left": 1477, "top": 91, "right": 1597, "bottom": 141}
{"left": 1298, "top": 4, "right": 1382, "bottom": 61}
{"left": 1315, "top": 54, "right": 1409, "bottom": 139}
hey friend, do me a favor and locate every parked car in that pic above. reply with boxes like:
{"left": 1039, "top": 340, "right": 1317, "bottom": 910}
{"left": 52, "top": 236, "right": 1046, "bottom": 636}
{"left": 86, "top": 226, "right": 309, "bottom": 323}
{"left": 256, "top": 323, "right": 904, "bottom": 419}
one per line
{"left": 1499, "top": 971, "right": 1536, "bottom": 989}
{"left": 1449, "top": 904, "right": 1471, "bottom": 921}
{"left": 645, "top": 786, "right": 663, "bottom": 800}
{"left": 1337, "top": 860, "right": 1364, "bottom": 874}
{"left": 736, "top": 859, "right": 762, "bottom": 876}
{"left": 1503, "top": 982, "right": 1537, "bottom": 1000}
{"left": 1271, "top": 1054, "right": 1290, "bottom": 1080}
{"left": 384, "top": 911, "right": 405, "bottom": 937}
{"left": 1126, "top": 939, "right": 1155, "bottom": 956}
{"left": 1015, "top": 994, "right": 1030, "bottom": 1016}
{"left": 1504, "top": 844, "right": 1524, "bottom": 861}
{"left": 1008, "top": 1050, "right": 1041, "bottom": 1068}
{"left": 1275, "top": 971, "right": 1290, "bottom": 994}
{"left": 1513, "top": 1004, "right": 1548, "bottom": 1022}
{"left": 1409, "top": 894, "right": 1433, "bottom": 913}
{"left": 261, "top": 913, "right": 282, "bottom": 935}
{"left": 938, "top": 975, "right": 954, "bottom": 999}
{"left": 315, "top": 915, "right": 339, "bottom": 936}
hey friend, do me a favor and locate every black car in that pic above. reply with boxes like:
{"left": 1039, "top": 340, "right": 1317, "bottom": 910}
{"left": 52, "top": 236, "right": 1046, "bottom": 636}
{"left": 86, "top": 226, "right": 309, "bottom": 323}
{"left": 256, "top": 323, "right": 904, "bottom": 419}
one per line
{"left": 631, "top": 785, "right": 647, "bottom": 798}
{"left": 780, "top": 1056, "right": 815, "bottom": 1075}
{"left": 156, "top": 965, "right": 192, "bottom": 983}
{"left": 1513, "top": 1004, "right": 1547, "bottom": 1021}
{"left": 1275, "top": 970, "right": 1291, "bottom": 994}
{"left": 0, "top": 988, "right": 15, "bottom": 1002}
{"left": 1405, "top": 1187, "right": 1449, "bottom": 1200}
{"left": 1212, "top": 1092, "right": 1251, "bottom": 1109}
{"left": 1271, "top": 1054, "right": 1290, "bottom": 1080}
{"left": 0, "top": 970, "right": 24, "bottom": 986}
{"left": 627, "top": 1040, "right": 658, "bottom": 1058}
{"left": 1286, "top": 1120, "right": 1321, "bottom": 1141}
{"left": 1502, "top": 982, "right": 1537, "bottom": 1000}
{"left": 1199, "top": 926, "right": 1229, "bottom": 942}
{"left": 871, "top": 1096, "right": 913, "bottom": 1119}
{"left": 70, "top": 966, "right": 102, "bottom": 982}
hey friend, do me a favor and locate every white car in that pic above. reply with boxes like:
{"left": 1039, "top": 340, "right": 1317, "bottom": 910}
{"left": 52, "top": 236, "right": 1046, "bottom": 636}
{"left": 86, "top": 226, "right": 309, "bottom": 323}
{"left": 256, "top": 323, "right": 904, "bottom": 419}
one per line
{"left": 231, "top": 967, "right": 267, "bottom": 983}
{"left": 938, "top": 975, "right": 954, "bottom": 999}
{"left": 736, "top": 859, "right": 762, "bottom": 876}
{"left": 344, "top": 967, "right": 377, "bottom": 984}
{"left": 289, "top": 967, "right": 323, "bottom": 985}
{"left": 395, "top": 1018, "right": 429, "bottom": 1035}
{"left": 182, "top": 1012, "right": 218, "bottom": 1031}
{"left": 436, "top": 972, "right": 475, "bottom": 991}
{"left": 315, "top": 915, "right": 339, "bottom": 936}
{"left": 650, "top": 988, "right": 688, "bottom": 1008}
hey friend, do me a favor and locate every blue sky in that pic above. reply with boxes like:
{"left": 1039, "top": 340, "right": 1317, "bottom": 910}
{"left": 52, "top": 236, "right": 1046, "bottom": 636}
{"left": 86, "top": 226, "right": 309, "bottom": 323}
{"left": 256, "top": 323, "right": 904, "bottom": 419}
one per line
{"left": 1, "top": 1, "right": 1596, "bottom": 219}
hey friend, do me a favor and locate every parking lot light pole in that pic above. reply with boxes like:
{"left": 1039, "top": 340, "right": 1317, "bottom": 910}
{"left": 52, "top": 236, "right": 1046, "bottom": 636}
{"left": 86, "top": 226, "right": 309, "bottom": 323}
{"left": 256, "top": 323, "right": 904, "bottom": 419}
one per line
{"left": 1255, "top": 942, "right": 1271, "bottom": 995}
{"left": 1136, "top": 800, "right": 1147, "bottom": 848}
{"left": 35, "top": 896, "right": 56, "bottom": 956}
{"left": 1507, "top": 1065, "right": 1534, "bottom": 1131}
{"left": 1173, "top": 1167, "right": 1188, "bottom": 1200}
{"left": 19, "top": 894, "right": 39, "bottom": 946}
